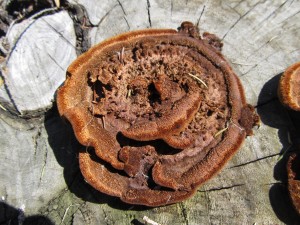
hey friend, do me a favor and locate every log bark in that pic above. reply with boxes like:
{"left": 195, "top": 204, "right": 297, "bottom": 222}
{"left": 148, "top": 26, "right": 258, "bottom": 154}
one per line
{"left": 1, "top": 0, "right": 300, "bottom": 224}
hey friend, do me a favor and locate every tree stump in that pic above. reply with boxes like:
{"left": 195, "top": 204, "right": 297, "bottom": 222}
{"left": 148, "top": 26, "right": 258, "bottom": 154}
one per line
{"left": 0, "top": 0, "right": 300, "bottom": 224}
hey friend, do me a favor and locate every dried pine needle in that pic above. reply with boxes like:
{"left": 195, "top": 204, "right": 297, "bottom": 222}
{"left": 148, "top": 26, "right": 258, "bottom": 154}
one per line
{"left": 126, "top": 89, "right": 132, "bottom": 98}
{"left": 277, "top": 145, "right": 291, "bottom": 161}
{"left": 101, "top": 116, "right": 106, "bottom": 129}
{"left": 143, "top": 216, "right": 161, "bottom": 225}
{"left": 60, "top": 204, "right": 80, "bottom": 225}
{"left": 54, "top": 0, "right": 60, "bottom": 8}
{"left": 214, "top": 125, "right": 229, "bottom": 138}
{"left": 0, "top": 103, "right": 7, "bottom": 111}
{"left": 187, "top": 73, "right": 208, "bottom": 88}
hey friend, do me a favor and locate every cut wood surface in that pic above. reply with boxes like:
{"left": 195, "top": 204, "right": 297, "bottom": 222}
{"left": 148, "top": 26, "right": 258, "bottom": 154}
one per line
{"left": 0, "top": 0, "right": 300, "bottom": 224}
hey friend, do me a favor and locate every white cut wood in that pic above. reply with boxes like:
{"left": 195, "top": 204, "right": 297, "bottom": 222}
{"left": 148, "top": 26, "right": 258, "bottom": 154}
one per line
{"left": 1, "top": 11, "right": 76, "bottom": 115}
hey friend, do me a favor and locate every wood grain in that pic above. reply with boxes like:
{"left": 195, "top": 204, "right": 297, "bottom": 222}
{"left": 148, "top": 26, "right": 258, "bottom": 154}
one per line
{"left": 1, "top": 11, "right": 76, "bottom": 116}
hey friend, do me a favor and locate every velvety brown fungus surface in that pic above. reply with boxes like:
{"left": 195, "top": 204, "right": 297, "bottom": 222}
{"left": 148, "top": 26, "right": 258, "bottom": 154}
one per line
{"left": 278, "top": 62, "right": 300, "bottom": 111}
{"left": 57, "top": 22, "right": 259, "bottom": 206}
{"left": 287, "top": 153, "right": 300, "bottom": 215}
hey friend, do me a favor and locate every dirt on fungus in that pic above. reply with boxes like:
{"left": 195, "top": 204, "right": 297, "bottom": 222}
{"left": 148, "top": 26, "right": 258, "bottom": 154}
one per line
{"left": 57, "top": 21, "right": 259, "bottom": 206}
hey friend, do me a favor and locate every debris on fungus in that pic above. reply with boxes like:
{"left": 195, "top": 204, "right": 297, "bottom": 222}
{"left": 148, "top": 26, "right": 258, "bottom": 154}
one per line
{"left": 57, "top": 21, "right": 259, "bottom": 207}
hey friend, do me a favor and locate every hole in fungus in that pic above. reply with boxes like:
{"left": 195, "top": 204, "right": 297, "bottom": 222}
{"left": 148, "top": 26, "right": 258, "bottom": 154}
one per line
{"left": 57, "top": 21, "right": 259, "bottom": 207}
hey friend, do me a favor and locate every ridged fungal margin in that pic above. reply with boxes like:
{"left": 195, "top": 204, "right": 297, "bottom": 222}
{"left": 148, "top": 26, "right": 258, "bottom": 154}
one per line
{"left": 57, "top": 21, "right": 259, "bottom": 206}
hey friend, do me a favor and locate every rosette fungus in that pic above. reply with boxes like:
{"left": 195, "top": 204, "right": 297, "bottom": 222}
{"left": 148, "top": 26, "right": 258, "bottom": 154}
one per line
{"left": 57, "top": 21, "right": 259, "bottom": 206}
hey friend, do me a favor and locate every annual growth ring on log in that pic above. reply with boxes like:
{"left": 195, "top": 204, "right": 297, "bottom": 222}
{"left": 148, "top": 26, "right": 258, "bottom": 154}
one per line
{"left": 57, "top": 21, "right": 259, "bottom": 206}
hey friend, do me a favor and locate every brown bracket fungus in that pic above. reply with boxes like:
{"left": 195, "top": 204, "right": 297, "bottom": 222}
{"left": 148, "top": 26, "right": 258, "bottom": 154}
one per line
{"left": 287, "top": 153, "right": 300, "bottom": 215}
{"left": 278, "top": 62, "right": 300, "bottom": 111}
{"left": 57, "top": 21, "right": 259, "bottom": 207}
{"left": 279, "top": 62, "right": 300, "bottom": 214}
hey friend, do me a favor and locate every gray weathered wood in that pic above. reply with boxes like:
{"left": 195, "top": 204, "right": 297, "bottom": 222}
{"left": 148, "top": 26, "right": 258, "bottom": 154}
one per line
{"left": 1, "top": 0, "right": 300, "bottom": 224}
{"left": 1, "top": 10, "right": 76, "bottom": 116}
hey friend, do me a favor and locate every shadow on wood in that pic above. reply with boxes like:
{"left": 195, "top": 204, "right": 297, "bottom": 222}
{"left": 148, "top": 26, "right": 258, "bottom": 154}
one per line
{"left": 0, "top": 202, "right": 54, "bottom": 225}
{"left": 257, "top": 73, "right": 300, "bottom": 224}
{"left": 44, "top": 104, "right": 150, "bottom": 211}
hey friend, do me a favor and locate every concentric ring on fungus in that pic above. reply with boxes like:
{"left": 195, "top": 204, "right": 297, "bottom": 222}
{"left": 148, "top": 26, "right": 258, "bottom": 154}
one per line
{"left": 57, "top": 21, "right": 259, "bottom": 207}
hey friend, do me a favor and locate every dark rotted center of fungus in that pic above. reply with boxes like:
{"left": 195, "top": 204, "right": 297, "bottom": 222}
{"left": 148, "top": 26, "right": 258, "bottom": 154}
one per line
{"left": 57, "top": 22, "right": 259, "bottom": 206}
{"left": 87, "top": 39, "right": 229, "bottom": 150}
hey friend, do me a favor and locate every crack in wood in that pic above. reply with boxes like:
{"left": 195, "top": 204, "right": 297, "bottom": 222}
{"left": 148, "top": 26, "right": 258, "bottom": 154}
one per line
{"left": 229, "top": 153, "right": 280, "bottom": 169}
{"left": 146, "top": 0, "right": 152, "bottom": 27}
{"left": 97, "top": 4, "right": 119, "bottom": 27}
{"left": 241, "top": 49, "right": 285, "bottom": 77}
{"left": 196, "top": 5, "right": 206, "bottom": 28}
{"left": 277, "top": 7, "right": 300, "bottom": 27}
{"left": 251, "top": 0, "right": 289, "bottom": 36}
{"left": 233, "top": 0, "right": 248, "bottom": 10}
{"left": 47, "top": 52, "right": 65, "bottom": 72}
{"left": 245, "top": 35, "right": 278, "bottom": 60}
{"left": 33, "top": 126, "right": 42, "bottom": 157}
{"left": 171, "top": 0, "right": 173, "bottom": 17}
{"left": 116, "top": 0, "right": 127, "bottom": 16}
{"left": 123, "top": 16, "right": 130, "bottom": 30}
{"left": 39, "top": 145, "right": 48, "bottom": 185}
{"left": 5, "top": 7, "right": 60, "bottom": 63}
{"left": 101, "top": 207, "right": 111, "bottom": 225}
{"left": 202, "top": 187, "right": 212, "bottom": 223}
{"left": 198, "top": 183, "right": 245, "bottom": 192}
{"left": 179, "top": 202, "right": 189, "bottom": 225}
{"left": 42, "top": 18, "right": 76, "bottom": 50}
{"left": 222, "top": 1, "right": 261, "bottom": 40}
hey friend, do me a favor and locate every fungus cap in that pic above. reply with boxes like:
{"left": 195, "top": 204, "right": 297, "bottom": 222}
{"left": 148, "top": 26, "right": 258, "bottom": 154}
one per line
{"left": 287, "top": 153, "right": 300, "bottom": 215}
{"left": 57, "top": 21, "right": 259, "bottom": 206}
{"left": 278, "top": 62, "right": 300, "bottom": 111}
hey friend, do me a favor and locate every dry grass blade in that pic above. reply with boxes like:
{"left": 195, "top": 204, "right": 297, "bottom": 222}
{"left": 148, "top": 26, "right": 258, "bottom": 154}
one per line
{"left": 60, "top": 204, "right": 80, "bottom": 225}
{"left": 187, "top": 73, "right": 208, "bottom": 88}
{"left": 126, "top": 89, "right": 132, "bottom": 98}
{"left": 0, "top": 103, "right": 7, "bottom": 111}
{"left": 214, "top": 125, "right": 229, "bottom": 138}
{"left": 0, "top": 77, "right": 3, "bottom": 87}
{"left": 54, "top": 0, "right": 60, "bottom": 8}
{"left": 143, "top": 216, "right": 162, "bottom": 225}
